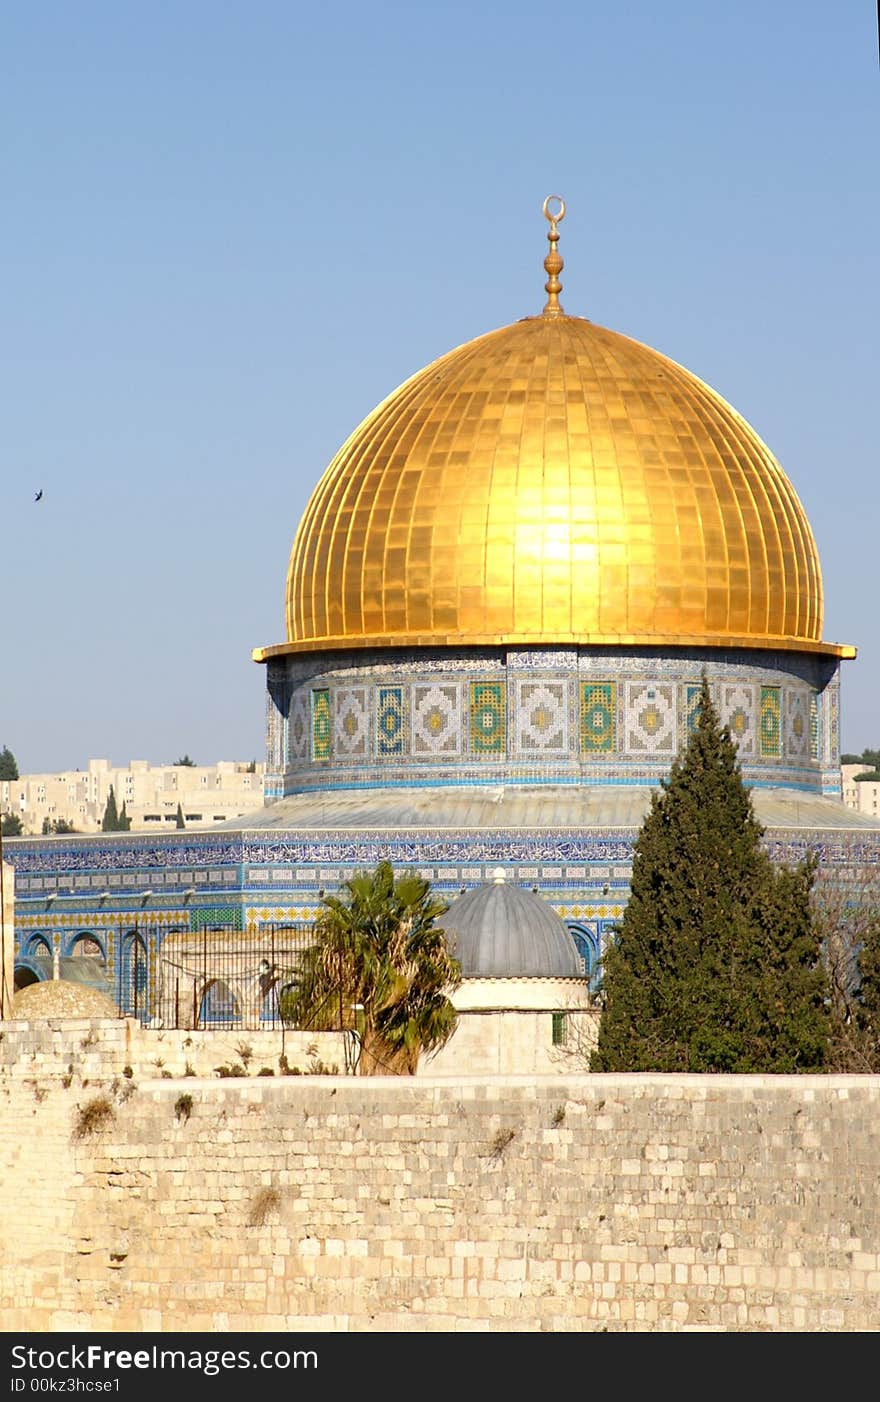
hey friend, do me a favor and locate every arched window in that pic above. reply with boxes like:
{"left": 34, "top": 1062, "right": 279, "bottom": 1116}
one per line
{"left": 120, "top": 933, "right": 149, "bottom": 1020}
{"left": 23, "top": 936, "right": 53, "bottom": 984}
{"left": 70, "top": 933, "right": 106, "bottom": 962}
{"left": 566, "top": 920, "right": 602, "bottom": 993}
{"left": 13, "top": 963, "right": 42, "bottom": 991}
{"left": 197, "top": 979, "right": 241, "bottom": 1029}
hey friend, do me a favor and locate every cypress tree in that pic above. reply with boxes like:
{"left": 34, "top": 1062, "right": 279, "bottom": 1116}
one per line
{"left": 118, "top": 801, "right": 131, "bottom": 832}
{"left": 175, "top": 803, "right": 185, "bottom": 829}
{"left": 0, "top": 745, "right": 19, "bottom": 780}
{"left": 101, "top": 786, "right": 120, "bottom": 832}
{"left": 591, "top": 677, "right": 829, "bottom": 1073}
{"left": 850, "top": 911, "right": 880, "bottom": 1070}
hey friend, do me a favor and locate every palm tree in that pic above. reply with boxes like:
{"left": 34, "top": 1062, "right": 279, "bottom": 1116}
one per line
{"left": 282, "top": 860, "right": 461, "bottom": 1074}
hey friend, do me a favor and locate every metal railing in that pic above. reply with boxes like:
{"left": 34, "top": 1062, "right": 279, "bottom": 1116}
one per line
{"left": 152, "top": 921, "right": 316, "bottom": 1030}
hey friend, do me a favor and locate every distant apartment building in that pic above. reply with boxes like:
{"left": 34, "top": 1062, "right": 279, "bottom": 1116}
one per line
{"left": 841, "top": 763, "right": 880, "bottom": 820}
{"left": 0, "top": 758, "right": 265, "bottom": 835}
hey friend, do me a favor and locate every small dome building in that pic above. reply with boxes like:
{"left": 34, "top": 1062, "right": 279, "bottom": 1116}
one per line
{"left": 443, "top": 870, "right": 585, "bottom": 981}
{"left": 427, "top": 869, "right": 594, "bottom": 1075}
{"left": 10, "top": 979, "right": 120, "bottom": 1022}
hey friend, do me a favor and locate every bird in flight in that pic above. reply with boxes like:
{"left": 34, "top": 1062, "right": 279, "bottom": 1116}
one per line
{"left": 34, "top": 489, "right": 42, "bottom": 501}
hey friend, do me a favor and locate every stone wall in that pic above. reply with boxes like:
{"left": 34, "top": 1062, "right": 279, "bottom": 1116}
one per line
{"left": 0, "top": 1018, "right": 350, "bottom": 1082}
{"left": 1, "top": 1023, "right": 879, "bottom": 1332}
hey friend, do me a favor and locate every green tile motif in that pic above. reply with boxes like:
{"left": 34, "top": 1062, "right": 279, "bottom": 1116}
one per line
{"left": 470, "top": 681, "right": 505, "bottom": 756}
{"left": 190, "top": 905, "right": 244, "bottom": 932}
{"left": 377, "top": 685, "right": 405, "bottom": 757}
{"left": 810, "top": 693, "right": 820, "bottom": 761}
{"left": 580, "top": 682, "right": 616, "bottom": 753}
{"left": 312, "top": 689, "right": 331, "bottom": 762}
{"left": 760, "top": 685, "right": 781, "bottom": 758}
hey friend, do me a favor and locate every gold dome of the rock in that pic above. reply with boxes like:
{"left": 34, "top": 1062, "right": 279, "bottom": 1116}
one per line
{"left": 259, "top": 206, "right": 849, "bottom": 663}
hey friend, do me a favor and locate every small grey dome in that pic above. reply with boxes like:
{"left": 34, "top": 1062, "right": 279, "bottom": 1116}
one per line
{"left": 441, "top": 876, "right": 583, "bottom": 979}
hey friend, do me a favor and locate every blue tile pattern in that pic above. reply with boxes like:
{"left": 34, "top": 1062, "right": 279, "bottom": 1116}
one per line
{"left": 269, "top": 646, "right": 838, "bottom": 796}
{"left": 377, "top": 686, "right": 405, "bottom": 757}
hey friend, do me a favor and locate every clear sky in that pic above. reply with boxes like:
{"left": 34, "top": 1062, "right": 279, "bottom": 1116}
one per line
{"left": 2, "top": 1, "right": 878, "bottom": 773}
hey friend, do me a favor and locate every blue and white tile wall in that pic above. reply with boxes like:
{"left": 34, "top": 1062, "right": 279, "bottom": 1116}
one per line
{"left": 267, "top": 645, "right": 840, "bottom": 795}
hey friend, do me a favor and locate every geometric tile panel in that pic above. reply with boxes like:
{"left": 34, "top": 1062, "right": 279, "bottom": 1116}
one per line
{"left": 469, "top": 681, "right": 506, "bottom": 757}
{"left": 759, "top": 685, "right": 781, "bottom": 759}
{"left": 190, "top": 905, "right": 244, "bottom": 931}
{"left": 334, "top": 686, "right": 368, "bottom": 758}
{"left": 517, "top": 680, "right": 567, "bottom": 754}
{"left": 810, "top": 692, "right": 820, "bottom": 762}
{"left": 721, "top": 683, "right": 756, "bottom": 757}
{"left": 828, "top": 684, "right": 839, "bottom": 763}
{"left": 412, "top": 683, "right": 461, "bottom": 755}
{"left": 288, "top": 691, "right": 309, "bottom": 761}
{"left": 377, "top": 686, "right": 405, "bottom": 758}
{"left": 785, "top": 688, "right": 810, "bottom": 760}
{"left": 276, "top": 648, "right": 836, "bottom": 787}
{"left": 625, "top": 683, "right": 675, "bottom": 754}
{"left": 580, "top": 682, "right": 616, "bottom": 754}
{"left": 311, "top": 689, "right": 331, "bottom": 763}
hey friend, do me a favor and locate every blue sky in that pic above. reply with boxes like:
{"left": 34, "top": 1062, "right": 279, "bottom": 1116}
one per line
{"left": 2, "top": 1, "right": 878, "bottom": 771}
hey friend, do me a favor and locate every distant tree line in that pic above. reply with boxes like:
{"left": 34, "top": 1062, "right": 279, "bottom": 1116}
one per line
{"left": 101, "top": 786, "right": 131, "bottom": 832}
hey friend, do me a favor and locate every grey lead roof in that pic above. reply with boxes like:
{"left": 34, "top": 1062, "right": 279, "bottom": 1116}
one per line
{"left": 218, "top": 785, "right": 880, "bottom": 834}
{"left": 440, "top": 878, "right": 584, "bottom": 979}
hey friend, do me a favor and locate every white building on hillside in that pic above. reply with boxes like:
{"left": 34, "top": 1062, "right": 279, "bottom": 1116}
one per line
{"left": 841, "top": 763, "right": 880, "bottom": 820}
{"left": 0, "top": 758, "right": 265, "bottom": 835}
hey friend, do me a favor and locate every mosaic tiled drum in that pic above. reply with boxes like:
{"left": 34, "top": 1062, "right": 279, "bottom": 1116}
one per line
{"left": 7, "top": 198, "right": 878, "bottom": 1024}
{"left": 260, "top": 646, "right": 840, "bottom": 797}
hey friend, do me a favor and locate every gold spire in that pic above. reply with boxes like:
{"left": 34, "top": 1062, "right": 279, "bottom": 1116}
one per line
{"left": 542, "top": 194, "right": 565, "bottom": 314}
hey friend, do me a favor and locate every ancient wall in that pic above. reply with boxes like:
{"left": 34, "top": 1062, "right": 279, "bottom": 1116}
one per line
{"left": 1, "top": 1023, "right": 879, "bottom": 1333}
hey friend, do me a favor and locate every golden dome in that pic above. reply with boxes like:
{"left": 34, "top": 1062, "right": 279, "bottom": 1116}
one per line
{"left": 258, "top": 211, "right": 851, "bottom": 663}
